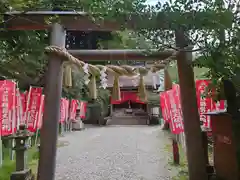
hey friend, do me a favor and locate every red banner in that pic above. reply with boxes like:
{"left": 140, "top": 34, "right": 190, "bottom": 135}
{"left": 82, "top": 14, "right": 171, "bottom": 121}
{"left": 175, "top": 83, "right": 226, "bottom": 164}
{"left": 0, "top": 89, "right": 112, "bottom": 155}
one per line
{"left": 111, "top": 91, "right": 145, "bottom": 104}
{"left": 172, "top": 84, "right": 182, "bottom": 110}
{"left": 80, "top": 101, "right": 87, "bottom": 119}
{"left": 196, "top": 80, "right": 212, "bottom": 128}
{"left": 159, "top": 80, "right": 226, "bottom": 132}
{"left": 172, "top": 85, "right": 184, "bottom": 133}
{"left": 0, "top": 80, "right": 16, "bottom": 136}
{"left": 15, "top": 88, "right": 21, "bottom": 131}
{"left": 65, "top": 99, "right": 70, "bottom": 121}
{"left": 26, "top": 86, "right": 42, "bottom": 132}
{"left": 70, "top": 99, "right": 78, "bottom": 121}
{"left": 20, "top": 92, "right": 27, "bottom": 123}
{"left": 37, "top": 95, "right": 45, "bottom": 129}
{"left": 160, "top": 92, "right": 170, "bottom": 123}
{"left": 0, "top": 81, "right": 78, "bottom": 133}
{"left": 167, "top": 88, "right": 184, "bottom": 134}
{"left": 59, "top": 98, "right": 67, "bottom": 124}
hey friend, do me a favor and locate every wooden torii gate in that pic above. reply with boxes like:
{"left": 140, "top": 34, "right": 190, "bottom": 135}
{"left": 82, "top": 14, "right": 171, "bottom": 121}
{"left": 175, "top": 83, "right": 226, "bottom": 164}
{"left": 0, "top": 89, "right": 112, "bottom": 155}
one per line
{"left": 3, "top": 11, "right": 207, "bottom": 180}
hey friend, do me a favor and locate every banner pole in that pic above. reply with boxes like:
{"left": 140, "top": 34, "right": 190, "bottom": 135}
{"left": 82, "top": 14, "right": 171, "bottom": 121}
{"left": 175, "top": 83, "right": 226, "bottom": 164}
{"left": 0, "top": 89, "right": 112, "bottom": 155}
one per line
{"left": 0, "top": 136, "right": 2, "bottom": 167}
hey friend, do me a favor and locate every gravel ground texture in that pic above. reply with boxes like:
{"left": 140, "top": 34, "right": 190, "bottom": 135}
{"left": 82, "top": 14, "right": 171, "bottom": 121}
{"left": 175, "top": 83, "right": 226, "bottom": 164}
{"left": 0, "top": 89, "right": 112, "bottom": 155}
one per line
{"left": 55, "top": 125, "right": 176, "bottom": 180}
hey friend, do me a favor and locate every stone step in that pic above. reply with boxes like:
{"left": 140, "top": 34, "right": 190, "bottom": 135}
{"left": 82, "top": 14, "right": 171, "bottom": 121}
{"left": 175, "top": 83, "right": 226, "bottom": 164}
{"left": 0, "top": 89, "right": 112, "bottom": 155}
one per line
{"left": 112, "top": 115, "right": 148, "bottom": 118}
{"left": 107, "top": 116, "right": 149, "bottom": 125}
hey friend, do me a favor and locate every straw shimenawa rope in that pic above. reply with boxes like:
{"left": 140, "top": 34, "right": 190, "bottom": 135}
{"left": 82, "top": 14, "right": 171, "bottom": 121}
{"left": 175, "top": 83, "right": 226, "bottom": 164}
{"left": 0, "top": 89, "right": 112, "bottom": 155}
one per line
{"left": 45, "top": 46, "right": 176, "bottom": 100}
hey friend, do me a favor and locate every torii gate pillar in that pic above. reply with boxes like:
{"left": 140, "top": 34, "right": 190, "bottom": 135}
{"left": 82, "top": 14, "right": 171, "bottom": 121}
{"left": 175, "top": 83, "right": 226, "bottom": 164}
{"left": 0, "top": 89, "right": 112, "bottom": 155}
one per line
{"left": 37, "top": 23, "right": 66, "bottom": 180}
{"left": 175, "top": 29, "right": 208, "bottom": 180}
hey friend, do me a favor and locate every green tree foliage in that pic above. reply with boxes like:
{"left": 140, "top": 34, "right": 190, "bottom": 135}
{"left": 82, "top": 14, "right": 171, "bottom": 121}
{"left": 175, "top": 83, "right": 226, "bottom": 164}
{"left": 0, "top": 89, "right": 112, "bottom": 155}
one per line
{"left": 0, "top": 0, "right": 148, "bottom": 97}
{"left": 141, "top": 0, "right": 239, "bottom": 95}
{"left": 1, "top": 0, "right": 239, "bottom": 99}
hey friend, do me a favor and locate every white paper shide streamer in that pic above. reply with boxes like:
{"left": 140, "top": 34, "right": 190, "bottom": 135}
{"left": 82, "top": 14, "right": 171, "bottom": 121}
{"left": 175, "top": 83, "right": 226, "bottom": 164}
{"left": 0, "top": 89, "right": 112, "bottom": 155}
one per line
{"left": 157, "top": 69, "right": 165, "bottom": 92}
{"left": 100, "top": 66, "right": 107, "bottom": 89}
{"left": 152, "top": 74, "right": 157, "bottom": 89}
{"left": 83, "top": 63, "right": 90, "bottom": 85}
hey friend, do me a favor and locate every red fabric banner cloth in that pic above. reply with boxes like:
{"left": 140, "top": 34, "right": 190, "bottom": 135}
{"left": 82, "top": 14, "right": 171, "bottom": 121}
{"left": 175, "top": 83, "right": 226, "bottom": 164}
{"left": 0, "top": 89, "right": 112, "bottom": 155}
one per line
{"left": 20, "top": 92, "right": 27, "bottom": 124}
{"left": 172, "top": 84, "right": 182, "bottom": 112}
{"left": 166, "top": 88, "right": 184, "bottom": 134}
{"left": 80, "top": 101, "right": 87, "bottom": 119}
{"left": 159, "top": 80, "right": 226, "bottom": 133}
{"left": 160, "top": 92, "right": 170, "bottom": 123}
{"left": 65, "top": 99, "right": 70, "bottom": 121}
{"left": 195, "top": 80, "right": 212, "bottom": 128}
{"left": 70, "top": 99, "right": 78, "bottom": 121}
{"left": 37, "top": 95, "right": 45, "bottom": 129}
{"left": 0, "top": 80, "right": 16, "bottom": 136}
{"left": 111, "top": 91, "right": 145, "bottom": 104}
{"left": 59, "top": 98, "right": 69, "bottom": 124}
{"left": 26, "top": 86, "right": 42, "bottom": 132}
{"left": 15, "top": 88, "right": 21, "bottom": 132}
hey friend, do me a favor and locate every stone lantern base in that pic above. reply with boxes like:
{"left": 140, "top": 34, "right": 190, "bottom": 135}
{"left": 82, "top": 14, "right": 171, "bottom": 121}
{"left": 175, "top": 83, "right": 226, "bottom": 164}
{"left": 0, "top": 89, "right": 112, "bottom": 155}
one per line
{"left": 72, "top": 119, "right": 85, "bottom": 131}
{"left": 11, "top": 169, "right": 34, "bottom": 180}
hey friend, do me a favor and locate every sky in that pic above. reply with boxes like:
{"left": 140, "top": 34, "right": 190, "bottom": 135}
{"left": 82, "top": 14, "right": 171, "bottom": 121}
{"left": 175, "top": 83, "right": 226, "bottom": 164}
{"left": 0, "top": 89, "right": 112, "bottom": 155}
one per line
{"left": 145, "top": 0, "right": 166, "bottom": 6}
{"left": 146, "top": 0, "right": 158, "bottom": 5}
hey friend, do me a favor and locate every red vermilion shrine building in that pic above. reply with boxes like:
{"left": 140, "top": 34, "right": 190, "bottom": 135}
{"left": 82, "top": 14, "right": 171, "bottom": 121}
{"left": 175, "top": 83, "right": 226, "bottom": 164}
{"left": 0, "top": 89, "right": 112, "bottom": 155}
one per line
{"left": 107, "top": 70, "right": 161, "bottom": 125}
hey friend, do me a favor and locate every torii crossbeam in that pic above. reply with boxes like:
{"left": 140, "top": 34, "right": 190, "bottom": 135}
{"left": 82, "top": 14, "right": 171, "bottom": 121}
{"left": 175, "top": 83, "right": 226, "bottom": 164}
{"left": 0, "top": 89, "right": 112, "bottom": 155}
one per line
{"left": 68, "top": 49, "right": 174, "bottom": 61}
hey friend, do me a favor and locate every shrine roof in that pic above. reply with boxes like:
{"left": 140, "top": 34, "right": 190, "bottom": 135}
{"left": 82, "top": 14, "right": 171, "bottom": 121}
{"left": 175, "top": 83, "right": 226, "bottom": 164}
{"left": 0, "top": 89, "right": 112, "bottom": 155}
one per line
{"left": 107, "top": 70, "right": 161, "bottom": 88}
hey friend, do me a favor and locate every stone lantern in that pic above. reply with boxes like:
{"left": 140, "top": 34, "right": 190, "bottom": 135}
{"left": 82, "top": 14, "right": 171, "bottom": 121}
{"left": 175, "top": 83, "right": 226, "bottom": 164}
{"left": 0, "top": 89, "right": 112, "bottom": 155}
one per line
{"left": 72, "top": 103, "right": 85, "bottom": 131}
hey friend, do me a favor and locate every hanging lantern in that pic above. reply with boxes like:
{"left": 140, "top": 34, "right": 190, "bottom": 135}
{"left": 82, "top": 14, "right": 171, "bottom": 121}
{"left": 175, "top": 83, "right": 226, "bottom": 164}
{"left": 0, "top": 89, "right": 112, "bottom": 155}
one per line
{"left": 83, "top": 63, "right": 90, "bottom": 85}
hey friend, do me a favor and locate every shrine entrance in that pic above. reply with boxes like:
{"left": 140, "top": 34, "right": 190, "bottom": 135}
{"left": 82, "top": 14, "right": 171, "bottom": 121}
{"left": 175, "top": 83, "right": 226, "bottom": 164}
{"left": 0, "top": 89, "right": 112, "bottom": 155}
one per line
{"left": 113, "top": 100, "right": 146, "bottom": 110}
{"left": 109, "top": 91, "right": 148, "bottom": 125}
{"left": 4, "top": 11, "right": 209, "bottom": 180}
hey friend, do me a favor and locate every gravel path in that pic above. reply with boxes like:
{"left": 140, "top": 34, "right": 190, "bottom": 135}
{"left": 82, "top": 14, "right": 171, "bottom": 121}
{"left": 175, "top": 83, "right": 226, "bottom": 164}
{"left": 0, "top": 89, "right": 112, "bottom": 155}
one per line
{"left": 55, "top": 125, "right": 175, "bottom": 180}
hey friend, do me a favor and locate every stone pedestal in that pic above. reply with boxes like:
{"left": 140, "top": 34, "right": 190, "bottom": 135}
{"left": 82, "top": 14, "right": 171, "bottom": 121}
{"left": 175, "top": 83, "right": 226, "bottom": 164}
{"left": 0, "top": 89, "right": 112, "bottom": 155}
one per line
{"left": 11, "top": 169, "right": 34, "bottom": 180}
{"left": 72, "top": 109, "right": 84, "bottom": 131}
{"left": 72, "top": 120, "right": 84, "bottom": 131}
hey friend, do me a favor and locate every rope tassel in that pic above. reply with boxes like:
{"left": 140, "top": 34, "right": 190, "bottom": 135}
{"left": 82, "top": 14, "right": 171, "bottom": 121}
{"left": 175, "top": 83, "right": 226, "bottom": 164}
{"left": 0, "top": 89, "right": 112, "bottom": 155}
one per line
{"left": 137, "top": 67, "right": 148, "bottom": 102}
{"left": 112, "top": 75, "right": 121, "bottom": 101}
{"left": 88, "top": 76, "right": 97, "bottom": 99}
{"left": 138, "top": 75, "right": 147, "bottom": 102}
{"left": 64, "top": 65, "right": 72, "bottom": 87}
{"left": 164, "top": 69, "right": 173, "bottom": 91}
